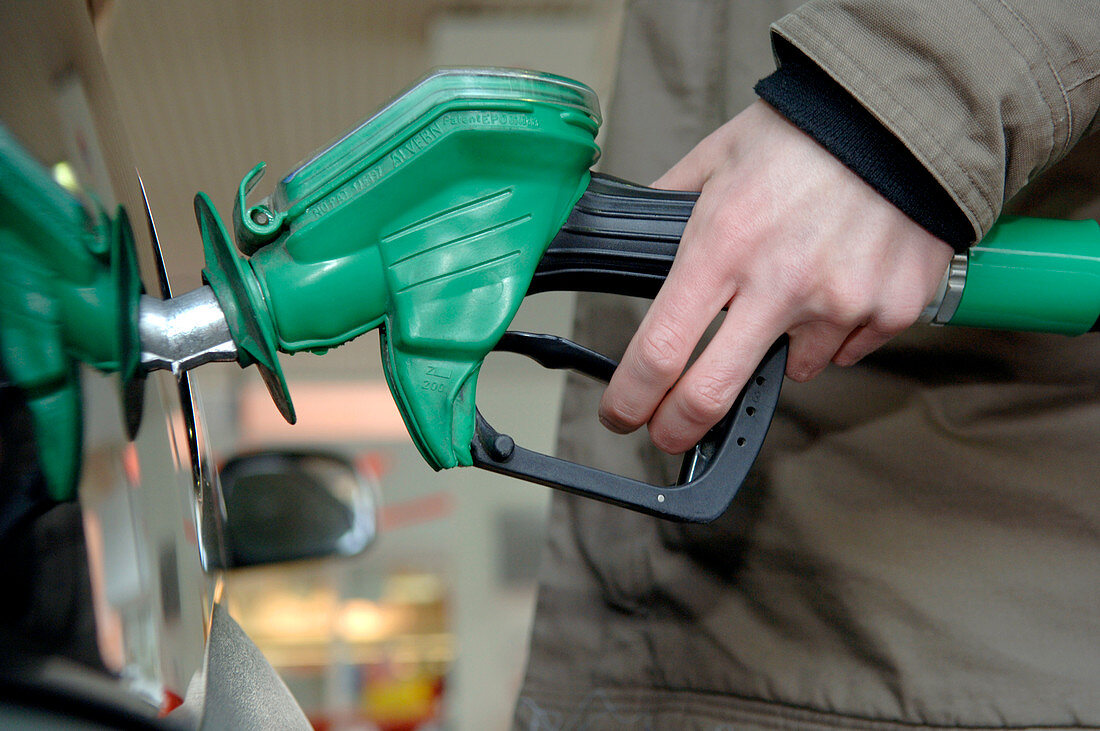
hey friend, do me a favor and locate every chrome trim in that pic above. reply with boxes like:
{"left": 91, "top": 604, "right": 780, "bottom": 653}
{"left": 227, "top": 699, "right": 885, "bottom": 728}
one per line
{"left": 139, "top": 287, "right": 238, "bottom": 375}
{"left": 918, "top": 252, "right": 969, "bottom": 326}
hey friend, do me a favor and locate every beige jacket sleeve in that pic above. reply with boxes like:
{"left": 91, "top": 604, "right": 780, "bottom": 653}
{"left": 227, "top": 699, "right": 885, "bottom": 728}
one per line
{"left": 772, "top": 0, "right": 1100, "bottom": 240}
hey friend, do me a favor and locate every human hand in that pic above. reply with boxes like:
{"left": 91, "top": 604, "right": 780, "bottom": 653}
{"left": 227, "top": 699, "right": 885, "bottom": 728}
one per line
{"left": 597, "top": 100, "right": 955, "bottom": 454}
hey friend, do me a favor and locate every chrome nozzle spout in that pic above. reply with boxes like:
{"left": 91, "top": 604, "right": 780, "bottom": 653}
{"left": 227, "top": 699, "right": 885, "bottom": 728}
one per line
{"left": 139, "top": 286, "right": 238, "bottom": 375}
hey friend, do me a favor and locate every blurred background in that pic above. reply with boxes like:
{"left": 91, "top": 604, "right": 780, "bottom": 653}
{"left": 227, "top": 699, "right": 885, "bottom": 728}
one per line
{"left": 92, "top": 2, "right": 626, "bottom": 729}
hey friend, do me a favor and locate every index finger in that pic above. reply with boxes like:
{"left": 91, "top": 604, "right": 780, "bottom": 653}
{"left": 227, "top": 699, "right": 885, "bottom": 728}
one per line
{"left": 597, "top": 200, "right": 739, "bottom": 434}
{"left": 645, "top": 290, "right": 790, "bottom": 453}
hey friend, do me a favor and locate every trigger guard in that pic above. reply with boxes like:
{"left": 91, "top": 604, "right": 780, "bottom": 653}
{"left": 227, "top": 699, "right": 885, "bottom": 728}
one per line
{"left": 474, "top": 332, "right": 788, "bottom": 522}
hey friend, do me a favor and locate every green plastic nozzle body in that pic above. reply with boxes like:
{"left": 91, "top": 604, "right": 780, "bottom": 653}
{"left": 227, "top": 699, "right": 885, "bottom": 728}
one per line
{"left": 206, "top": 69, "right": 602, "bottom": 470}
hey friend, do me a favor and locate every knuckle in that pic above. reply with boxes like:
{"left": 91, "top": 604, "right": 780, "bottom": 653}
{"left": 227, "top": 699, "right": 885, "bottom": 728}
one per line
{"left": 771, "top": 261, "right": 813, "bottom": 310}
{"left": 785, "top": 359, "right": 822, "bottom": 383}
{"left": 869, "top": 294, "right": 926, "bottom": 335}
{"left": 896, "top": 295, "right": 928, "bottom": 329}
{"left": 711, "top": 204, "right": 749, "bottom": 244}
{"left": 681, "top": 374, "right": 735, "bottom": 425}
{"left": 707, "top": 197, "right": 769, "bottom": 259}
{"left": 870, "top": 309, "right": 914, "bottom": 335}
{"left": 648, "top": 417, "right": 703, "bottom": 455}
{"left": 822, "top": 277, "right": 873, "bottom": 325}
{"left": 599, "top": 392, "right": 649, "bottom": 431}
{"left": 648, "top": 424, "right": 684, "bottom": 455}
{"left": 785, "top": 337, "right": 829, "bottom": 382}
{"left": 633, "top": 321, "right": 689, "bottom": 383}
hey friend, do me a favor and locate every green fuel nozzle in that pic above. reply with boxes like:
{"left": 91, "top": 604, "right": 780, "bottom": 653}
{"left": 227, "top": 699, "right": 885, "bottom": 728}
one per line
{"left": 4, "top": 67, "right": 1099, "bottom": 518}
{"left": 0, "top": 124, "right": 143, "bottom": 500}
{"left": 204, "top": 68, "right": 602, "bottom": 470}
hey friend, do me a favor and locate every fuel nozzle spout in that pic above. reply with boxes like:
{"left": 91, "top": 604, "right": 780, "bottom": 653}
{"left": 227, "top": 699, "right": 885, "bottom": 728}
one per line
{"left": 138, "top": 286, "right": 237, "bottom": 375}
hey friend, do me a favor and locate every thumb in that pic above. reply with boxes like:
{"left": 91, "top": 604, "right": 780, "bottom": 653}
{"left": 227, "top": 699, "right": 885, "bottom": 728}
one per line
{"left": 651, "top": 134, "right": 721, "bottom": 191}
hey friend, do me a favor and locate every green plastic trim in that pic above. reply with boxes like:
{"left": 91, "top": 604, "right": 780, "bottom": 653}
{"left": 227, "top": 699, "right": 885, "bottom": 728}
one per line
{"left": 197, "top": 192, "right": 296, "bottom": 423}
{"left": 951, "top": 216, "right": 1100, "bottom": 334}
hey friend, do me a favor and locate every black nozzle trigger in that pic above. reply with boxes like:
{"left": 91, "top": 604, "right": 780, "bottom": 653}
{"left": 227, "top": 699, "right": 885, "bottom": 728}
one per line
{"left": 471, "top": 331, "right": 788, "bottom": 522}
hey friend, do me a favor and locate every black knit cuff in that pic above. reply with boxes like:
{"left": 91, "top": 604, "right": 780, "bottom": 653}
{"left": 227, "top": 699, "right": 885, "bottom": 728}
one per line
{"left": 754, "top": 37, "right": 973, "bottom": 252}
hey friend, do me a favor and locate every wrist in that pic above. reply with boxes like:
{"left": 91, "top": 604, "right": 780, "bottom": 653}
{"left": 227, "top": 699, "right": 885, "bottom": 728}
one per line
{"left": 754, "top": 37, "right": 973, "bottom": 253}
